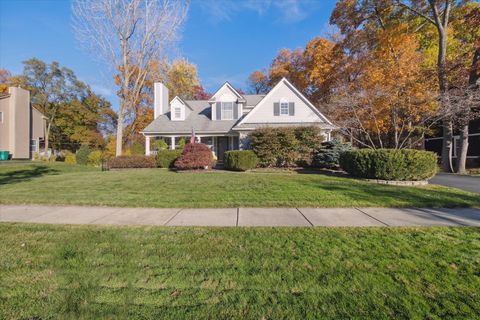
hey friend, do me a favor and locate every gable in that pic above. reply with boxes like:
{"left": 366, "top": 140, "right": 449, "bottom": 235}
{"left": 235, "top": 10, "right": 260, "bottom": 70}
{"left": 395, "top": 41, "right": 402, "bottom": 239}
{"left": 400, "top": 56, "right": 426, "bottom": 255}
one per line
{"left": 210, "top": 82, "right": 244, "bottom": 102}
{"left": 169, "top": 96, "right": 191, "bottom": 121}
{"left": 237, "top": 78, "right": 333, "bottom": 125}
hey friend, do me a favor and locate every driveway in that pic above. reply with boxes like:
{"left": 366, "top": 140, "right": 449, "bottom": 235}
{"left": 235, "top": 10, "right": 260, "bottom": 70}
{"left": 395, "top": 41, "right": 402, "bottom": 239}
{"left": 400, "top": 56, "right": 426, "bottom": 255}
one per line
{"left": 430, "top": 173, "right": 480, "bottom": 193}
{"left": 1, "top": 205, "right": 479, "bottom": 227}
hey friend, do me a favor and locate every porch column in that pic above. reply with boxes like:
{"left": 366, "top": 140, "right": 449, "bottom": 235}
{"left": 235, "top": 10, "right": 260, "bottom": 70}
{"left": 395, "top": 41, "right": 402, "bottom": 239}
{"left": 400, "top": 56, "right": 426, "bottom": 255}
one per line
{"left": 170, "top": 136, "right": 176, "bottom": 150}
{"left": 145, "top": 136, "right": 151, "bottom": 156}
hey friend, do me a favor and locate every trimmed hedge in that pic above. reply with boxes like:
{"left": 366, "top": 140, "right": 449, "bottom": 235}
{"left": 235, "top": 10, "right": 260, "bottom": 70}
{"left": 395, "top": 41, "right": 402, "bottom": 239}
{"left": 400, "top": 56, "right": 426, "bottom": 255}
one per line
{"left": 156, "top": 149, "right": 182, "bottom": 168}
{"left": 339, "top": 149, "right": 437, "bottom": 181}
{"left": 174, "top": 143, "right": 214, "bottom": 170}
{"left": 224, "top": 150, "right": 259, "bottom": 171}
{"left": 108, "top": 155, "right": 156, "bottom": 169}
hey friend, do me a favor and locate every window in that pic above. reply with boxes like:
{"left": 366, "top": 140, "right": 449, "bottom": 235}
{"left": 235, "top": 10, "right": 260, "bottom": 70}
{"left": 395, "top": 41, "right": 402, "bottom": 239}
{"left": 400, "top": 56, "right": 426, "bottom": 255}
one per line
{"left": 30, "top": 139, "right": 37, "bottom": 152}
{"left": 174, "top": 107, "right": 181, "bottom": 119}
{"left": 221, "top": 102, "right": 233, "bottom": 120}
{"left": 0, "top": 111, "right": 3, "bottom": 123}
{"left": 280, "top": 102, "right": 289, "bottom": 115}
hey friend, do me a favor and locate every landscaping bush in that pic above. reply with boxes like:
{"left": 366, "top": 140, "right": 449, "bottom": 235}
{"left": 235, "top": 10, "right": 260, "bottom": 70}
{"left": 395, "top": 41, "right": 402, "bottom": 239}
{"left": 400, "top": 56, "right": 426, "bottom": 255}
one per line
{"left": 64, "top": 153, "right": 77, "bottom": 165}
{"left": 130, "top": 141, "right": 145, "bottom": 155}
{"left": 108, "top": 155, "right": 156, "bottom": 169}
{"left": 313, "top": 139, "right": 352, "bottom": 169}
{"left": 156, "top": 149, "right": 182, "bottom": 168}
{"left": 75, "top": 145, "right": 91, "bottom": 165}
{"left": 154, "top": 139, "right": 168, "bottom": 151}
{"left": 249, "top": 126, "right": 323, "bottom": 167}
{"left": 174, "top": 143, "right": 214, "bottom": 170}
{"left": 87, "top": 150, "right": 103, "bottom": 167}
{"left": 339, "top": 149, "right": 437, "bottom": 181}
{"left": 224, "top": 150, "right": 259, "bottom": 171}
{"left": 178, "top": 137, "right": 186, "bottom": 149}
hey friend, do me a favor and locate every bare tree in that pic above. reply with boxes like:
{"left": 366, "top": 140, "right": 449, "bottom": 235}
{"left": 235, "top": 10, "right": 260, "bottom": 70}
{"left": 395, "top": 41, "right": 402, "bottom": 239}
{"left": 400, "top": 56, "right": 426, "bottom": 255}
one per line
{"left": 72, "top": 0, "right": 188, "bottom": 156}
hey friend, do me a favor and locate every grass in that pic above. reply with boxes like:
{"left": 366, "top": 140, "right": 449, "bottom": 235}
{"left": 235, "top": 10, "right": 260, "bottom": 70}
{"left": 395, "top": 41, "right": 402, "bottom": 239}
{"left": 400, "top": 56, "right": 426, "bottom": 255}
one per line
{"left": 0, "top": 162, "right": 479, "bottom": 208}
{"left": 1, "top": 224, "right": 479, "bottom": 319}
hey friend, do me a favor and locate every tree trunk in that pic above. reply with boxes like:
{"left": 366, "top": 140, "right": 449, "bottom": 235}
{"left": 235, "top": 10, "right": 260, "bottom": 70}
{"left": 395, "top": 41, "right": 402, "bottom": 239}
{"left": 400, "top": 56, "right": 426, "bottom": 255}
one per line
{"left": 44, "top": 121, "right": 52, "bottom": 156}
{"left": 115, "top": 99, "right": 124, "bottom": 157}
{"left": 456, "top": 124, "right": 468, "bottom": 174}
{"left": 441, "top": 120, "right": 453, "bottom": 172}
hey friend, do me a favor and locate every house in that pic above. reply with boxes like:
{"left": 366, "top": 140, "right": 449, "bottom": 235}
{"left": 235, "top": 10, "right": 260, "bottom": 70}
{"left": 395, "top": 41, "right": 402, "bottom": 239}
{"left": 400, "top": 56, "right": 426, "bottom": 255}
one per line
{"left": 142, "top": 78, "right": 335, "bottom": 160}
{"left": 0, "top": 87, "right": 47, "bottom": 159}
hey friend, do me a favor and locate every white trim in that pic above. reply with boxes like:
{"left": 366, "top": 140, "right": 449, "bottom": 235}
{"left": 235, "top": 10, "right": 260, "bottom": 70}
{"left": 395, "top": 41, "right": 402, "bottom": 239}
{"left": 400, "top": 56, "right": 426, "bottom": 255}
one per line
{"left": 236, "top": 77, "right": 334, "bottom": 127}
{"left": 210, "top": 82, "right": 244, "bottom": 102}
{"left": 221, "top": 101, "right": 234, "bottom": 120}
{"left": 145, "top": 136, "right": 151, "bottom": 156}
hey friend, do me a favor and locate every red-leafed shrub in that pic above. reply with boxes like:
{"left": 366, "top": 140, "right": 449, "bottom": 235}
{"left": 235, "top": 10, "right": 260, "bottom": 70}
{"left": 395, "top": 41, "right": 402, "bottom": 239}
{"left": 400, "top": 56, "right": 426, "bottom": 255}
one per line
{"left": 108, "top": 155, "right": 156, "bottom": 169}
{"left": 174, "top": 143, "right": 214, "bottom": 170}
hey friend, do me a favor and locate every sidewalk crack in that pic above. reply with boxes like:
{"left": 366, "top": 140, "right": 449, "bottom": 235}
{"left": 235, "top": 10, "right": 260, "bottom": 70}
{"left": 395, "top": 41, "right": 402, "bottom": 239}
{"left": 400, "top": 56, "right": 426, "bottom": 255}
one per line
{"left": 296, "top": 208, "right": 313, "bottom": 227}
{"left": 355, "top": 208, "right": 389, "bottom": 226}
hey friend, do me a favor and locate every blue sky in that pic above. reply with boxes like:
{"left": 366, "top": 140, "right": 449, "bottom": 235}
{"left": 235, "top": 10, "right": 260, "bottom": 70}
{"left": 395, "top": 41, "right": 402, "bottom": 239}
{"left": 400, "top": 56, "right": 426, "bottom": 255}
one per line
{"left": 0, "top": 0, "right": 337, "bottom": 109}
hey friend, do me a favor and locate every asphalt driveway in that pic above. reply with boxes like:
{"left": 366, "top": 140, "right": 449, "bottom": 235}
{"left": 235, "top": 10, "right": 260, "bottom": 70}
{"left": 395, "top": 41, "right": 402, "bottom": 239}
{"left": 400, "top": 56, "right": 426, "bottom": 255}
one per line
{"left": 430, "top": 173, "right": 480, "bottom": 193}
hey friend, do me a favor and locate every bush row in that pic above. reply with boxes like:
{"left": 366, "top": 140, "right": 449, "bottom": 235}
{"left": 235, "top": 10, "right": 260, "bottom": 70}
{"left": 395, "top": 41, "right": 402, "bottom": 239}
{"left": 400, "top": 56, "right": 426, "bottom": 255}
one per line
{"left": 108, "top": 155, "right": 157, "bottom": 169}
{"left": 224, "top": 150, "right": 258, "bottom": 171}
{"left": 339, "top": 149, "right": 437, "bottom": 181}
{"left": 156, "top": 150, "right": 182, "bottom": 168}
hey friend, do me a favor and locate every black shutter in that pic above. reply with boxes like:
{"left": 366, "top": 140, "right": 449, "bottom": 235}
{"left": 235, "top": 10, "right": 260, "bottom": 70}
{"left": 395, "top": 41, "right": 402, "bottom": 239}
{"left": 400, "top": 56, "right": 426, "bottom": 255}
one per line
{"left": 233, "top": 103, "right": 238, "bottom": 119}
{"left": 216, "top": 102, "right": 221, "bottom": 120}
{"left": 274, "top": 102, "right": 280, "bottom": 116}
{"left": 289, "top": 102, "right": 295, "bottom": 116}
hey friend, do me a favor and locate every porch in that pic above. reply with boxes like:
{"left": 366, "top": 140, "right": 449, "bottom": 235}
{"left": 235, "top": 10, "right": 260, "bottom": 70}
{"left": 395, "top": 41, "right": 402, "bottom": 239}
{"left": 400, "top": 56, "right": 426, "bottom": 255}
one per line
{"left": 144, "top": 134, "right": 240, "bottom": 162}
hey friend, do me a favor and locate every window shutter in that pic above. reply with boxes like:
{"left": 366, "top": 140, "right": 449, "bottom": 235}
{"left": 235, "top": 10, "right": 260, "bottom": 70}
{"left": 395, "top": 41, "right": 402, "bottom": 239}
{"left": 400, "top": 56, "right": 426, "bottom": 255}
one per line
{"left": 289, "top": 102, "right": 295, "bottom": 116}
{"left": 233, "top": 102, "right": 239, "bottom": 119}
{"left": 274, "top": 102, "right": 280, "bottom": 116}
{"left": 216, "top": 102, "right": 221, "bottom": 120}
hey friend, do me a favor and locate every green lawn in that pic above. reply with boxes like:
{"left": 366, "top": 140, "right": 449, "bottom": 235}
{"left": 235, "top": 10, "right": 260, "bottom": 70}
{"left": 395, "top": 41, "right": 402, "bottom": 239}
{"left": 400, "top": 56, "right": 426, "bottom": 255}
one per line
{"left": 0, "top": 162, "right": 479, "bottom": 208}
{"left": 1, "top": 224, "right": 479, "bottom": 319}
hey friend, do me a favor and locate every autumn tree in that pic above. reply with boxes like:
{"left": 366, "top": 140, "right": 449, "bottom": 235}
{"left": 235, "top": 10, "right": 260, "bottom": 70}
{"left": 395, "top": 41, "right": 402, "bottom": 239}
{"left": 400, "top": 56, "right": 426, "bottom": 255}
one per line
{"left": 11, "top": 58, "right": 116, "bottom": 152}
{"left": 331, "top": 27, "right": 438, "bottom": 149}
{"left": 0, "top": 69, "right": 11, "bottom": 93}
{"left": 166, "top": 58, "right": 201, "bottom": 100}
{"left": 72, "top": 0, "right": 188, "bottom": 156}
{"left": 247, "top": 70, "right": 269, "bottom": 94}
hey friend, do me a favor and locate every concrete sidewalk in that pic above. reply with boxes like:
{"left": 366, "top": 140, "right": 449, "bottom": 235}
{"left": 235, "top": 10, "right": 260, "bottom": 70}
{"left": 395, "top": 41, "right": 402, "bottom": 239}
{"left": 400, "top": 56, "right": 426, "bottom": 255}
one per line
{"left": 1, "top": 205, "right": 479, "bottom": 227}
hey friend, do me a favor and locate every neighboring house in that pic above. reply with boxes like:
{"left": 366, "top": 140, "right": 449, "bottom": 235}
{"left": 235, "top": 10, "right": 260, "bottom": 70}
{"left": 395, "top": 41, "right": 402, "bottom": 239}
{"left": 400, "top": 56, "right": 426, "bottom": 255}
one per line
{"left": 424, "top": 119, "right": 480, "bottom": 167}
{"left": 142, "top": 77, "right": 335, "bottom": 161}
{"left": 0, "top": 87, "right": 47, "bottom": 159}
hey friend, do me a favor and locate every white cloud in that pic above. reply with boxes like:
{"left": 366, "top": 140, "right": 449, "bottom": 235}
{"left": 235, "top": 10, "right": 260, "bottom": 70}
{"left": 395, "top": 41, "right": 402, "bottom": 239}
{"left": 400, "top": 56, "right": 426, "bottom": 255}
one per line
{"left": 196, "top": 0, "right": 318, "bottom": 24}
{"left": 91, "top": 84, "right": 114, "bottom": 97}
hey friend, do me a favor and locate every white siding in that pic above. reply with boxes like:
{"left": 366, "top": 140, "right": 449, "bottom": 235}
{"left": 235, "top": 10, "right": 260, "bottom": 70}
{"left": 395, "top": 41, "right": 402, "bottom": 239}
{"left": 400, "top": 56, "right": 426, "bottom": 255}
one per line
{"left": 170, "top": 98, "right": 187, "bottom": 121}
{"left": 241, "top": 80, "right": 325, "bottom": 124}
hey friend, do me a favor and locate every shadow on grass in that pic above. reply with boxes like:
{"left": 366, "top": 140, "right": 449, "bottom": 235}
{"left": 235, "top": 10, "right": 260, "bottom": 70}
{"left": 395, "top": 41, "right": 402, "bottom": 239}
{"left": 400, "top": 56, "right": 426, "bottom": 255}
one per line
{"left": 313, "top": 182, "right": 480, "bottom": 208}
{"left": 0, "top": 165, "right": 59, "bottom": 185}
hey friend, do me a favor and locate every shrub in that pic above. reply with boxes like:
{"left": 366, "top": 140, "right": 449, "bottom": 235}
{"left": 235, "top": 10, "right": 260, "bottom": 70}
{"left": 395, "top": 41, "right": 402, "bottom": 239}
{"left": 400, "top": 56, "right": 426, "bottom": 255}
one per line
{"left": 156, "top": 149, "right": 182, "bottom": 168}
{"left": 64, "top": 153, "right": 77, "bottom": 165}
{"left": 76, "top": 145, "right": 91, "bottom": 165}
{"left": 339, "top": 149, "right": 437, "bottom": 181}
{"left": 87, "top": 150, "right": 103, "bottom": 167}
{"left": 108, "top": 155, "right": 156, "bottom": 169}
{"left": 224, "top": 150, "right": 259, "bottom": 171}
{"left": 249, "top": 126, "right": 323, "bottom": 167}
{"left": 130, "top": 141, "right": 145, "bottom": 155}
{"left": 174, "top": 143, "right": 214, "bottom": 170}
{"left": 178, "top": 137, "right": 186, "bottom": 149}
{"left": 154, "top": 139, "right": 168, "bottom": 151}
{"left": 313, "top": 139, "right": 352, "bottom": 169}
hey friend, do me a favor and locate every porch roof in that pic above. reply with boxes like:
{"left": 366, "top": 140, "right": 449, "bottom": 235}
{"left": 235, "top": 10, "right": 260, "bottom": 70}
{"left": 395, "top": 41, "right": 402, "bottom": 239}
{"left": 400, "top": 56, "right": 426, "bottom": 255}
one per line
{"left": 232, "top": 122, "right": 336, "bottom": 131}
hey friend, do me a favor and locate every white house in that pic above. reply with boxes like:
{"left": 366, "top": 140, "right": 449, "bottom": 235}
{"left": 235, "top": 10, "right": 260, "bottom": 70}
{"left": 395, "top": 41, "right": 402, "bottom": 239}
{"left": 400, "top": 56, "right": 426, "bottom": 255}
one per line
{"left": 141, "top": 77, "right": 335, "bottom": 161}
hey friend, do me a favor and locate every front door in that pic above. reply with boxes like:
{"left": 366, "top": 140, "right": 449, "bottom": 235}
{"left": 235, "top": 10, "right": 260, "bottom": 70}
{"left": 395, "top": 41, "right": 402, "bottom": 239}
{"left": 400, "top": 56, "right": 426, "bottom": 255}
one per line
{"left": 217, "top": 137, "right": 229, "bottom": 162}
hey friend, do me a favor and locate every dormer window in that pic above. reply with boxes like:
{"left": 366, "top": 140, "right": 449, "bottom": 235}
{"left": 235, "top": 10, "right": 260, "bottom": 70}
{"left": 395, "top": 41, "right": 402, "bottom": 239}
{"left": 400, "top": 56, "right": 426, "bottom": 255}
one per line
{"left": 174, "top": 107, "right": 181, "bottom": 119}
{"left": 280, "top": 102, "right": 289, "bottom": 115}
{"left": 221, "top": 102, "right": 233, "bottom": 120}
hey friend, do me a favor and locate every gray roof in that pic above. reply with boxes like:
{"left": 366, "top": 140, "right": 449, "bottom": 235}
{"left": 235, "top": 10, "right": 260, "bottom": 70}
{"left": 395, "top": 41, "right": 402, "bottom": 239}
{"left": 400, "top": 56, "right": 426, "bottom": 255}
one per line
{"left": 142, "top": 99, "right": 239, "bottom": 134}
{"left": 142, "top": 95, "right": 266, "bottom": 134}
{"left": 244, "top": 94, "right": 265, "bottom": 106}
{"left": 233, "top": 122, "right": 334, "bottom": 130}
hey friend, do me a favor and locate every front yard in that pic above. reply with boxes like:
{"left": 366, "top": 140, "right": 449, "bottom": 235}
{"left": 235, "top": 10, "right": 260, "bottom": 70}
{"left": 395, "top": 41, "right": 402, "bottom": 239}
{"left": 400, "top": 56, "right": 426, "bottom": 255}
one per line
{"left": 0, "top": 163, "right": 479, "bottom": 208}
{"left": 1, "top": 224, "right": 479, "bottom": 319}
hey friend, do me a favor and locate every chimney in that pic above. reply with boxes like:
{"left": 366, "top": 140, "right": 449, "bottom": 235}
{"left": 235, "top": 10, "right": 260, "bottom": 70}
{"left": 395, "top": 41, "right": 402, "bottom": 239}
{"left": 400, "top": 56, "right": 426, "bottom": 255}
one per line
{"left": 154, "top": 82, "right": 169, "bottom": 119}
